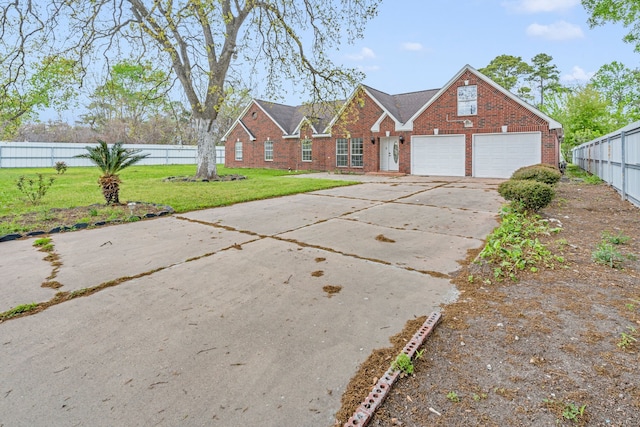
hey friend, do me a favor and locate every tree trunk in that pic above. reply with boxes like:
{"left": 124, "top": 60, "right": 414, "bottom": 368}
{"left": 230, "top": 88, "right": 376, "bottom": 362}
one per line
{"left": 194, "top": 117, "right": 218, "bottom": 180}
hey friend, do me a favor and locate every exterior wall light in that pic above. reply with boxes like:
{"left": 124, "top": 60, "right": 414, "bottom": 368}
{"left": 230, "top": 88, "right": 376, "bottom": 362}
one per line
{"left": 370, "top": 137, "right": 376, "bottom": 144}
{"left": 399, "top": 136, "right": 405, "bottom": 144}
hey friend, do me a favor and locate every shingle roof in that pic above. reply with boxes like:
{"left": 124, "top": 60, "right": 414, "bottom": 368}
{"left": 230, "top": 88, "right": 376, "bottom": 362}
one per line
{"left": 363, "top": 85, "right": 439, "bottom": 123}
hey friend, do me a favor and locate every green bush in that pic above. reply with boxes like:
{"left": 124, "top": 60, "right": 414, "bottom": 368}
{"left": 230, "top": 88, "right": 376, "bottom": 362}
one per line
{"left": 511, "top": 164, "right": 561, "bottom": 185}
{"left": 498, "top": 179, "right": 555, "bottom": 211}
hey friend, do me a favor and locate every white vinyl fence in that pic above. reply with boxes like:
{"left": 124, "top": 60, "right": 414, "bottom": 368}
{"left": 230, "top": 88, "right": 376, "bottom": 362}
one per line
{"left": 572, "top": 120, "right": 640, "bottom": 208}
{"left": 0, "top": 142, "right": 225, "bottom": 168}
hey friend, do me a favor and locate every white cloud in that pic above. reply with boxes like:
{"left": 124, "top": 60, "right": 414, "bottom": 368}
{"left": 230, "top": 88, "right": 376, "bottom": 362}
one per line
{"left": 561, "top": 66, "right": 595, "bottom": 83}
{"left": 503, "top": 0, "right": 580, "bottom": 13}
{"left": 526, "top": 21, "right": 584, "bottom": 40}
{"left": 401, "top": 42, "right": 424, "bottom": 52}
{"left": 346, "top": 47, "right": 376, "bottom": 61}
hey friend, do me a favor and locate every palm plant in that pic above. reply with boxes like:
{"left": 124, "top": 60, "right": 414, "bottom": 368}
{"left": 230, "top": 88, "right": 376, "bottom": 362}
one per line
{"left": 75, "top": 140, "right": 149, "bottom": 205}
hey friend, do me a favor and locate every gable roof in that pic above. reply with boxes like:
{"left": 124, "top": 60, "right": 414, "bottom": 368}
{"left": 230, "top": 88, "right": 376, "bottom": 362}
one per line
{"left": 223, "top": 64, "right": 562, "bottom": 141}
{"left": 406, "top": 64, "right": 562, "bottom": 130}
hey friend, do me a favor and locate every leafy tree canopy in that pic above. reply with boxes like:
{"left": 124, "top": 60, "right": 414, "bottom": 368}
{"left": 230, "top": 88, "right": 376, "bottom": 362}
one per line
{"left": 583, "top": 0, "right": 640, "bottom": 52}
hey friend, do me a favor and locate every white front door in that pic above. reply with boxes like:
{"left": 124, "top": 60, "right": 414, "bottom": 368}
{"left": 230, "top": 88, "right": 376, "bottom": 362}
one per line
{"left": 380, "top": 137, "right": 399, "bottom": 171}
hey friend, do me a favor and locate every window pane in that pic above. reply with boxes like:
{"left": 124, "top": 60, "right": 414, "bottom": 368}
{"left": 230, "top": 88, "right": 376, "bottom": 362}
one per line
{"left": 457, "top": 85, "right": 477, "bottom": 116}
{"left": 302, "top": 139, "right": 312, "bottom": 162}
{"left": 350, "top": 138, "right": 363, "bottom": 167}
{"left": 264, "top": 140, "right": 273, "bottom": 161}
{"left": 336, "top": 138, "right": 348, "bottom": 167}
{"left": 235, "top": 141, "right": 243, "bottom": 161}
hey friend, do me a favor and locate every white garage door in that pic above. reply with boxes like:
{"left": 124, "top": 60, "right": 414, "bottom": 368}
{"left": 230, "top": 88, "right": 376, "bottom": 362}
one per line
{"left": 473, "top": 132, "right": 542, "bottom": 178}
{"left": 411, "top": 135, "right": 466, "bottom": 176}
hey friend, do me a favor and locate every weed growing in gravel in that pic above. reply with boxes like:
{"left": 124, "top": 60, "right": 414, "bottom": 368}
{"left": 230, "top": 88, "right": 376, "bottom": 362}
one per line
{"left": 446, "top": 391, "right": 460, "bottom": 402}
{"left": 602, "top": 231, "right": 630, "bottom": 245}
{"left": 562, "top": 402, "right": 587, "bottom": 422}
{"left": 478, "top": 206, "right": 559, "bottom": 281}
{"left": 592, "top": 242, "right": 625, "bottom": 268}
{"left": 617, "top": 327, "right": 638, "bottom": 349}
{"left": 391, "top": 353, "right": 414, "bottom": 375}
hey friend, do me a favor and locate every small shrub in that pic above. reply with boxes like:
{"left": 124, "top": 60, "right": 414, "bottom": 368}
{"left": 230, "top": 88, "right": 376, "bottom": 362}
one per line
{"left": 511, "top": 164, "right": 561, "bottom": 185}
{"left": 54, "top": 161, "right": 68, "bottom": 174}
{"left": 498, "top": 180, "right": 555, "bottom": 211}
{"left": 592, "top": 242, "right": 624, "bottom": 268}
{"left": 15, "top": 174, "right": 56, "bottom": 205}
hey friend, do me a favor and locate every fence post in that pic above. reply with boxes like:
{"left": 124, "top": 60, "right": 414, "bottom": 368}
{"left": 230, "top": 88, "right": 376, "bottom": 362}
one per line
{"left": 620, "top": 131, "right": 626, "bottom": 202}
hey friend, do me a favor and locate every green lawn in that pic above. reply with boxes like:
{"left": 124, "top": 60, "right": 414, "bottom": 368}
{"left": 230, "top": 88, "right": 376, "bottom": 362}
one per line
{"left": 0, "top": 165, "right": 358, "bottom": 218}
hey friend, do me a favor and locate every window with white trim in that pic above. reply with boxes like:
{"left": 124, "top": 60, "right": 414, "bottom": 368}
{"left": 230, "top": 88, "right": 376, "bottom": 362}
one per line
{"left": 336, "top": 138, "right": 348, "bottom": 167}
{"left": 350, "top": 138, "right": 363, "bottom": 167}
{"left": 264, "top": 140, "right": 273, "bottom": 161}
{"left": 301, "top": 139, "right": 312, "bottom": 162}
{"left": 235, "top": 141, "right": 243, "bottom": 161}
{"left": 457, "top": 85, "right": 477, "bottom": 116}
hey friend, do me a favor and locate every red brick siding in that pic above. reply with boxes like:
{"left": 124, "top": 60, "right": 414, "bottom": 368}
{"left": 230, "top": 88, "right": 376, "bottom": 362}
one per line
{"left": 412, "top": 71, "right": 560, "bottom": 175}
{"left": 224, "top": 72, "right": 561, "bottom": 174}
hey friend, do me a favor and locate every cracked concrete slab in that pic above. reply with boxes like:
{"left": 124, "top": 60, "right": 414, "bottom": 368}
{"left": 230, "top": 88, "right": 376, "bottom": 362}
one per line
{"left": 181, "top": 193, "right": 377, "bottom": 236}
{"left": 397, "top": 186, "right": 505, "bottom": 212}
{"left": 53, "top": 216, "right": 256, "bottom": 293}
{"left": 0, "top": 239, "right": 55, "bottom": 312}
{"left": 0, "top": 175, "right": 504, "bottom": 427}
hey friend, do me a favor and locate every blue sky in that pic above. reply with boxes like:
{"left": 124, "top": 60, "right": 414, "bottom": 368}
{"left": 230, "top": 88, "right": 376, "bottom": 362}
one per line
{"left": 302, "top": 0, "right": 639, "bottom": 100}
{"left": 42, "top": 0, "right": 638, "bottom": 122}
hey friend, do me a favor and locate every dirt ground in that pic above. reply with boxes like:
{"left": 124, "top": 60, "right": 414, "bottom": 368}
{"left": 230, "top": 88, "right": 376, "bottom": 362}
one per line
{"left": 335, "top": 179, "right": 640, "bottom": 427}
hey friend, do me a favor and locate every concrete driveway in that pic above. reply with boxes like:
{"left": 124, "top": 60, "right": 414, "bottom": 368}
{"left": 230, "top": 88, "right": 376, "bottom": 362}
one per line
{"left": 0, "top": 174, "right": 504, "bottom": 426}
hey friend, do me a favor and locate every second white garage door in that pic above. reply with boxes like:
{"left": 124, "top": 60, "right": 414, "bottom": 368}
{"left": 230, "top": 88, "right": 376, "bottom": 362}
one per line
{"left": 411, "top": 135, "right": 466, "bottom": 176}
{"left": 473, "top": 132, "right": 542, "bottom": 178}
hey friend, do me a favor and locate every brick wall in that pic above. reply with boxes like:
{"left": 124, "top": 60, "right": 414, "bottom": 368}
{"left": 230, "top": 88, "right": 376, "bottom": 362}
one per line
{"left": 412, "top": 70, "right": 560, "bottom": 175}
{"left": 225, "top": 70, "right": 561, "bottom": 175}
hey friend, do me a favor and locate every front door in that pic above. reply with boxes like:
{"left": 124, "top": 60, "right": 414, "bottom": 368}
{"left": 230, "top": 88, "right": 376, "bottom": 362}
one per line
{"left": 380, "top": 137, "right": 400, "bottom": 172}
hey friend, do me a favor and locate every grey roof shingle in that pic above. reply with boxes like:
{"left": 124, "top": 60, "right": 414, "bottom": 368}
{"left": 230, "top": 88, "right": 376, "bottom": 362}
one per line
{"left": 252, "top": 86, "right": 438, "bottom": 136}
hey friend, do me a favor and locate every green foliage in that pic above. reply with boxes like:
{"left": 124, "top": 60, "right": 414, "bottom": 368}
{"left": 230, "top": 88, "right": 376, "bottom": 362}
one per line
{"left": 590, "top": 61, "right": 640, "bottom": 122}
{"left": 446, "top": 391, "right": 460, "bottom": 402}
{"left": 562, "top": 402, "right": 587, "bottom": 422}
{"left": 1, "top": 303, "right": 38, "bottom": 320}
{"left": 498, "top": 180, "right": 555, "bottom": 212}
{"left": 75, "top": 141, "right": 150, "bottom": 204}
{"left": 478, "top": 55, "right": 532, "bottom": 92}
{"left": 565, "top": 164, "right": 603, "bottom": 184}
{"left": 478, "top": 207, "right": 557, "bottom": 281}
{"left": 528, "top": 53, "right": 563, "bottom": 107}
{"left": 54, "top": 161, "right": 68, "bottom": 174}
{"left": 15, "top": 174, "right": 56, "bottom": 205}
{"left": 617, "top": 326, "right": 638, "bottom": 349}
{"left": 602, "top": 230, "right": 630, "bottom": 245}
{"left": 1, "top": 56, "right": 79, "bottom": 138}
{"left": 583, "top": 0, "right": 640, "bottom": 52}
{"left": 76, "top": 141, "right": 149, "bottom": 177}
{"left": 391, "top": 353, "right": 414, "bottom": 375}
{"left": 0, "top": 165, "right": 356, "bottom": 234}
{"left": 511, "top": 164, "right": 561, "bottom": 185}
{"left": 592, "top": 242, "right": 625, "bottom": 268}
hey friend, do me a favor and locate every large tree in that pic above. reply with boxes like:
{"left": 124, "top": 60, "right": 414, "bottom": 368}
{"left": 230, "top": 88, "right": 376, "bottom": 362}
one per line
{"left": 527, "top": 53, "right": 563, "bottom": 107}
{"left": 1, "top": 0, "right": 380, "bottom": 179}
{"left": 583, "top": 0, "right": 640, "bottom": 52}
{"left": 478, "top": 54, "right": 533, "bottom": 101}
{"left": 590, "top": 61, "right": 640, "bottom": 121}
{"left": 0, "top": 55, "right": 78, "bottom": 139}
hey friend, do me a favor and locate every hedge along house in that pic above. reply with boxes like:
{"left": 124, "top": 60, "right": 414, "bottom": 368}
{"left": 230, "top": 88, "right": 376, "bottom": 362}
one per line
{"left": 223, "top": 65, "right": 563, "bottom": 178}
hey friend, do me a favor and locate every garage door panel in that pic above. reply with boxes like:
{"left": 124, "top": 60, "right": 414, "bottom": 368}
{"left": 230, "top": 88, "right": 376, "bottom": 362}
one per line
{"left": 411, "top": 135, "right": 465, "bottom": 176}
{"left": 473, "top": 132, "right": 541, "bottom": 178}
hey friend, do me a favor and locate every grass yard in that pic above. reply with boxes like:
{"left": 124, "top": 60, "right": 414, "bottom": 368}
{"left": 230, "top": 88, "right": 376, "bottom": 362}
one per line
{"left": 0, "top": 165, "right": 357, "bottom": 234}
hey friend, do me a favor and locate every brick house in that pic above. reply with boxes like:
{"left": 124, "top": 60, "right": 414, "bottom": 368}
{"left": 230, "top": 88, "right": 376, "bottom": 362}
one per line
{"left": 223, "top": 65, "right": 563, "bottom": 178}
